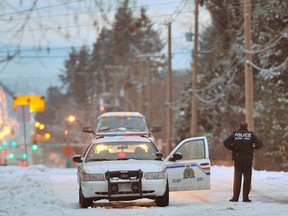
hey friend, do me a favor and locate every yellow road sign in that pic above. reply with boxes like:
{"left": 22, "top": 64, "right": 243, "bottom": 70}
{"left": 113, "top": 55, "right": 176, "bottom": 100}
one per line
{"left": 13, "top": 95, "right": 45, "bottom": 112}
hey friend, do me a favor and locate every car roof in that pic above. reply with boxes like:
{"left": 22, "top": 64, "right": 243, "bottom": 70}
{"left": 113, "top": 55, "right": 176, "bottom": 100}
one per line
{"left": 99, "top": 111, "right": 145, "bottom": 118}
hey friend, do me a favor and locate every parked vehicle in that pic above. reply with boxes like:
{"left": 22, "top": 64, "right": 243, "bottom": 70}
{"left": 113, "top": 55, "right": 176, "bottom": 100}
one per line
{"left": 73, "top": 135, "right": 210, "bottom": 208}
{"left": 83, "top": 111, "right": 161, "bottom": 141}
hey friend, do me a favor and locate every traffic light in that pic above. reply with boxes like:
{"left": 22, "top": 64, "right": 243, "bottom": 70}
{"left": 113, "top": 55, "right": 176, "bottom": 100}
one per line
{"left": 22, "top": 153, "right": 28, "bottom": 160}
{"left": 19, "top": 160, "right": 28, "bottom": 167}
{"left": 11, "top": 141, "right": 17, "bottom": 147}
{"left": 31, "top": 139, "right": 38, "bottom": 151}
{"left": 6, "top": 152, "right": 14, "bottom": 159}
{"left": 31, "top": 143, "right": 38, "bottom": 151}
{"left": 3, "top": 141, "right": 9, "bottom": 147}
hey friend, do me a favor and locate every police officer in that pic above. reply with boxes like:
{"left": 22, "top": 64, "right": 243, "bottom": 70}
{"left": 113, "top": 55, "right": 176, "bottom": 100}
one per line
{"left": 223, "top": 122, "right": 263, "bottom": 202}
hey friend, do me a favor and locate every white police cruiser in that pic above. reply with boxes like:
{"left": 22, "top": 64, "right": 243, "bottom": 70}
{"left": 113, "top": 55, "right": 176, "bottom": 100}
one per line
{"left": 73, "top": 134, "right": 210, "bottom": 208}
{"left": 83, "top": 112, "right": 160, "bottom": 141}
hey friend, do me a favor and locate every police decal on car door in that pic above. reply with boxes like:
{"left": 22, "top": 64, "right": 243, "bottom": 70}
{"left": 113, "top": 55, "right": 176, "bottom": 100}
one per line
{"left": 165, "top": 136, "right": 211, "bottom": 192}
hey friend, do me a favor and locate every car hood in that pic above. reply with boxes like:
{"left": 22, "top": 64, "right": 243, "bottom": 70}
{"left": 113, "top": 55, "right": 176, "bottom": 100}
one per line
{"left": 83, "top": 160, "right": 165, "bottom": 173}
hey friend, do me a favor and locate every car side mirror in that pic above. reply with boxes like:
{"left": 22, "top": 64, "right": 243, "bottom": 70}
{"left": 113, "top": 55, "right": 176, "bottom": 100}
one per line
{"left": 72, "top": 155, "right": 83, "bottom": 163}
{"left": 169, "top": 152, "right": 183, "bottom": 162}
{"left": 82, "top": 127, "right": 95, "bottom": 134}
{"left": 151, "top": 126, "right": 162, "bottom": 133}
{"left": 155, "top": 151, "right": 164, "bottom": 160}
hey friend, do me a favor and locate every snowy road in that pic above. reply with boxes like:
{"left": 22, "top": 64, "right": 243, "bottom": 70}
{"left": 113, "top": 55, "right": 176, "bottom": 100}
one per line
{"left": 1, "top": 165, "right": 287, "bottom": 216}
{"left": 49, "top": 166, "right": 288, "bottom": 216}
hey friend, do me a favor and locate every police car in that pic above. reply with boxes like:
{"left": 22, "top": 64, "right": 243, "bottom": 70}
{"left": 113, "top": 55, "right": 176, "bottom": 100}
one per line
{"left": 82, "top": 112, "right": 160, "bottom": 141}
{"left": 73, "top": 135, "right": 210, "bottom": 208}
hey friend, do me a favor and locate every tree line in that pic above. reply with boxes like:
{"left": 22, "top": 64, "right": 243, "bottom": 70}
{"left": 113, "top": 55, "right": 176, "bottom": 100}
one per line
{"left": 174, "top": 0, "right": 288, "bottom": 171}
{"left": 35, "top": 0, "right": 287, "bottom": 171}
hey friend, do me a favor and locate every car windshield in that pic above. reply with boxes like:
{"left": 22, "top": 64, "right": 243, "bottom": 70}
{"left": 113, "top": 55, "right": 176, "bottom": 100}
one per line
{"left": 85, "top": 140, "right": 158, "bottom": 162}
{"left": 96, "top": 116, "right": 149, "bottom": 132}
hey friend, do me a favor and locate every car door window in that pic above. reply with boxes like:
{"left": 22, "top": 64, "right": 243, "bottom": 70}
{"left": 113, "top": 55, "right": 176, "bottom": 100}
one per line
{"left": 165, "top": 137, "right": 210, "bottom": 191}
{"left": 177, "top": 139, "right": 205, "bottom": 160}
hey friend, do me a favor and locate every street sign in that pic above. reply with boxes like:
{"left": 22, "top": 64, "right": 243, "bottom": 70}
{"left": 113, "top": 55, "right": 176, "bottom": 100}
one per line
{"left": 13, "top": 95, "right": 45, "bottom": 112}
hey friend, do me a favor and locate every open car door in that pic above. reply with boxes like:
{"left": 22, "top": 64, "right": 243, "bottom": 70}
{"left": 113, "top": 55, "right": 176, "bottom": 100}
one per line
{"left": 165, "top": 136, "right": 210, "bottom": 191}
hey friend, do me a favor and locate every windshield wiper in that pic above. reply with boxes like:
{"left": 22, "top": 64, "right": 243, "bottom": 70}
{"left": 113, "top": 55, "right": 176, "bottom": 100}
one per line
{"left": 88, "top": 158, "right": 111, "bottom": 162}
{"left": 124, "top": 127, "right": 141, "bottom": 131}
{"left": 98, "top": 127, "right": 112, "bottom": 132}
{"left": 116, "top": 157, "right": 144, "bottom": 160}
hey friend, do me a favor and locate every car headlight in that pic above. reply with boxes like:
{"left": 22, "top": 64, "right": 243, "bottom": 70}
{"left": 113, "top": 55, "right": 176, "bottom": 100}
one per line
{"left": 80, "top": 170, "right": 105, "bottom": 181}
{"left": 144, "top": 170, "right": 165, "bottom": 179}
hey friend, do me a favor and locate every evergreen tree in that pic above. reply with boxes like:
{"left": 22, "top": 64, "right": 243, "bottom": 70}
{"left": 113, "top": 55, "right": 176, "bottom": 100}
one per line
{"left": 89, "top": 0, "right": 165, "bottom": 111}
{"left": 35, "top": 87, "right": 69, "bottom": 143}
{"left": 174, "top": 0, "right": 288, "bottom": 170}
{"left": 60, "top": 47, "right": 91, "bottom": 106}
{"left": 36, "top": 0, "right": 165, "bottom": 142}
{"left": 251, "top": 0, "right": 288, "bottom": 170}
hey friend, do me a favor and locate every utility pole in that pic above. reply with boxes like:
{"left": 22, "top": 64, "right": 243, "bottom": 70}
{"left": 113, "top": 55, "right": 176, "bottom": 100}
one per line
{"left": 166, "top": 22, "right": 173, "bottom": 152}
{"left": 244, "top": 0, "right": 254, "bottom": 131}
{"left": 147, "top": 60, "right": 152, "bottom": 125}
{"left": 191, "top": 0, "right": 199, "bottom": 136}
{"left": 141, "top": 61, "right": 146, "bottom": 114}
{"left": 136, "top": 60, "right": 142, "bottom": 112}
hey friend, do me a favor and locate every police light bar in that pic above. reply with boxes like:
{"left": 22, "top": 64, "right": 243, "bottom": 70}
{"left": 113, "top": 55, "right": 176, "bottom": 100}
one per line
{"left": 94, "top": 131, "right": 149, "bottom": 137}
{"left": 101, "top": 112, "right": 143, "bottom": 118}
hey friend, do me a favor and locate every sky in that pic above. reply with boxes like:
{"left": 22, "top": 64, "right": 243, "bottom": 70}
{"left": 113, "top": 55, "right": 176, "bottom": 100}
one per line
{"left": 0, "top": 0, "right": 211, "bottom": 96}
{"left": 0, "top": 165, "right": 287, "bottom": 216}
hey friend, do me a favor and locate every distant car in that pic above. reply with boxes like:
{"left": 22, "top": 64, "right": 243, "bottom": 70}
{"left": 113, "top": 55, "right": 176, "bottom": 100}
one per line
{"left": 83, "top": 111, "right": 161, "bottom": 141}
{"left": 73, "top": 135, "right": 211, "bottom": 208}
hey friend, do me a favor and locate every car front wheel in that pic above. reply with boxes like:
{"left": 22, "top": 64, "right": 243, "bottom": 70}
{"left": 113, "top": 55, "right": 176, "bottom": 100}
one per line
{"left": 79, "top": 187, "right": 93, "bottom": 208}
{"left": 155, "top": 181, "right": 169, "bottom": 207}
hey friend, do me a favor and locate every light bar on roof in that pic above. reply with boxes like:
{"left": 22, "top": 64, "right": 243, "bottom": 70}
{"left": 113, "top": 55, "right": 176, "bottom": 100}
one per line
{"left": 101, "top": 112, "right": 142, "bottom": 117}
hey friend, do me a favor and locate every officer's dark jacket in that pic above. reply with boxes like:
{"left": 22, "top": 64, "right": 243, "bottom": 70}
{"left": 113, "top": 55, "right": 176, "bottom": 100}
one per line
{"left": 223, "top": 129, "right": 263, "bottom": 160}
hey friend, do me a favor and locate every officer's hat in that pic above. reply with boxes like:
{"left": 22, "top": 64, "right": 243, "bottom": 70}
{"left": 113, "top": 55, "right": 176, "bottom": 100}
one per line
{"left": 239, "top": 122, "right": 248, "bottom": 130}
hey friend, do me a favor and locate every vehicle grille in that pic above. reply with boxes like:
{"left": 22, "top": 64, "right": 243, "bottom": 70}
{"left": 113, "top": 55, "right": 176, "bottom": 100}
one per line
{"left": 105, "top": 170, "right": 143, "bottom": 197}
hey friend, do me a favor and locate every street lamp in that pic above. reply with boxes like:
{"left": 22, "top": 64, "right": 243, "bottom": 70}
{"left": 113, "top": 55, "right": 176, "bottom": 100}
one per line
{"left": 67, "top": 115, "right": 76, "bottom": 123}
{"left": 66, "top": 114, "right": 76, "bottom": 144}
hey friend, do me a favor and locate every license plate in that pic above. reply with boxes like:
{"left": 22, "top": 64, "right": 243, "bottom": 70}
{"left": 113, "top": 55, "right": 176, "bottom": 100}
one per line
{"left": 118, "top": 183, "right": 131, "bottom": 191}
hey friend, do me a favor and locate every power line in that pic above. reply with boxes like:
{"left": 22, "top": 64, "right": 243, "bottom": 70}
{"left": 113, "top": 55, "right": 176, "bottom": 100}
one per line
{"left": 0, "top": 0, "right": 83, "bottom": 18}
{"left": 0, "top": 0, "right": 282, "bottom": 27}
{"left": 0, "top": 0, "right": 184, "bottom": 18}
{"left": 0, "top": 35, "right": 193, "bottom": 54}
{"left": 0, "top": 0, "right": 197, "bottom": 36}
{"left": 190, "top": 56, "right": 239, "bottom": 105}
{"left": 0, "top": 49, "right": 197, "bottom": 59}
{"left": 0, "top": 10, "right": 196, "bottom": 34}
{"left": 0, "top": 0, "right": 279, "bottom": 20}
{"left": 207, "top": 0, "right": 284, "bottom": 11}
{"left": 243, "top": 26, "right": 288, "bottom": 54}
{"left": 246, "top": 56, "right": 288, "bottom": 71}
{"left": 163, "top": 0, "right": 188, "bottom": 24}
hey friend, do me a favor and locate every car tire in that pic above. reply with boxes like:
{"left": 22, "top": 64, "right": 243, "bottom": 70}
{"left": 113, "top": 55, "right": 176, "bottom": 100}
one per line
{"left": 155, "top": 181, "right": 169, "bottom": 207}
{"left": 79, "top": 187, "right": 93, "bottom": 208}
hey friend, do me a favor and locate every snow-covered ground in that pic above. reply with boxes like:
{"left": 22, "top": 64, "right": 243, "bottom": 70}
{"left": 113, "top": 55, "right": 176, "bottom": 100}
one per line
{"left": 0, "top": 165, "right": 287, "bottom": 216}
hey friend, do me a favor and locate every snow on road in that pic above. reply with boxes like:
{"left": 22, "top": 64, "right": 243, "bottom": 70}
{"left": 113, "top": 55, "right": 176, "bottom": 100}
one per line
{"left": 0, "top": 165, "right": 287, "bottom": 216}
